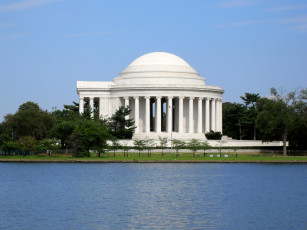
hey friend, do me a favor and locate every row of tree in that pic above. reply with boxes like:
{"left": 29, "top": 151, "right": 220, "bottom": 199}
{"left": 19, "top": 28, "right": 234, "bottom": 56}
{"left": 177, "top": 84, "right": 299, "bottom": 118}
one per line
{"left": 222, "top": 88, "right": 307, "bottom": 155}
{"left": 0, "top": 101, "right": 136, "bottom": 156}
{"left": 0, "top": 87, "right": 306, "bottom": 156}
{"left": 106, "top": 137, "right": 211, "bottom": 158}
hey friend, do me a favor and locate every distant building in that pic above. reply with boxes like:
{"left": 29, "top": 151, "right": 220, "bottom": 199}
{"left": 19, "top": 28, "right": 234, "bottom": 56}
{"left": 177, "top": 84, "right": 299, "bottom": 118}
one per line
{"left": 77, "top": 52, "right": 223, "bottom": 140}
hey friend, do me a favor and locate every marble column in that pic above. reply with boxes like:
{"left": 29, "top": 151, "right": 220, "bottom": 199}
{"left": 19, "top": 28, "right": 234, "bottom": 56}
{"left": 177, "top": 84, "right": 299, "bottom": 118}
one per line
{"left": 216, "top": 100, "right": 220, "bottom": 132}
{"left": 134, "top": 97, "right": 139, "bottom": 133}
{"left": 198, "top": 97, "right": 203, "bottom": 133}
{"left": 189, "top": 97, "right": 194, "bottom": 133}
{"left": 178, "top": 97, "right": 184, "bottom": 133}
{"left": 205, "top": 98, "right": 210, "bottom": 133}
{"left": 145, "top": 96, "right": 150, "bottom": 133}
{"left": 124, "top": 97, "right": 129, "bottom": 120}
{"left": 220, "top": 99, "right": 223, "bottom": 133}
{"left": 167, "top": 96, "right": 173, "bottom": 133}
{"left": 211, "top": 98, "right": 216, "bottom": 131}
{"left": 89, "top": 97, "right": 94, "bottom": 118}
{"left": 79, "top": 97, "right": 84, "bottom": 114}
{"left": 156, "top": 96, "right": 162, "bottom": 133}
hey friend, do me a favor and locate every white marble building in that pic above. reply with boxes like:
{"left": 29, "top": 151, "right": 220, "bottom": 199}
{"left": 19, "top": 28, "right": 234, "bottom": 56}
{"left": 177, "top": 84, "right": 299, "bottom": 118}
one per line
{"left": 77, "top": 52, "right": 224, "bottom": 140}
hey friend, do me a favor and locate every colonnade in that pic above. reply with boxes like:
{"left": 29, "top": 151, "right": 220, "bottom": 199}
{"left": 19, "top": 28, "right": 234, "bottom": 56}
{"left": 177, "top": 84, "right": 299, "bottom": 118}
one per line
{"left": 79, "top": 96, "right": 222, "bottom": 134}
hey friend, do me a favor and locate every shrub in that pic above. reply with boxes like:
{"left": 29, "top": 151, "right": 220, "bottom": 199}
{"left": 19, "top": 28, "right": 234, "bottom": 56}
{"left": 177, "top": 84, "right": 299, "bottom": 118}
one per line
{"left": 205, "top": 130, "right": 222, "bottom": 140}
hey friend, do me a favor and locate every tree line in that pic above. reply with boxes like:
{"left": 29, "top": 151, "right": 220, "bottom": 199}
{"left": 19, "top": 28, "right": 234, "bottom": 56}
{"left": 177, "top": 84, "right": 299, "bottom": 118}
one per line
{"left": 223, "top": 88, "right": 307, "bottom": 155}
{"left": 0, "top": 87, "right": 306, "bottom": 156}
{"left": 0, "top": 101, "right": 135, "bottom": 157}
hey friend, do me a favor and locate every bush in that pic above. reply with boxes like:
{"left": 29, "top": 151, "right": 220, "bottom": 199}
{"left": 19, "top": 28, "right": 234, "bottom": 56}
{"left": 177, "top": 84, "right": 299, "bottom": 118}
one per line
{"left": 205, "top": 130, "right": 222, "bottom": 140}
{"left": 76, "top": 152, "right": 90, "bottom": 157}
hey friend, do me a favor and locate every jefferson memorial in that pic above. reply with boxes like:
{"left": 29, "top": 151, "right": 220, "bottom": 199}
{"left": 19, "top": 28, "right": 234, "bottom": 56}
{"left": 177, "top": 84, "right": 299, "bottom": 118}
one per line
{"left": 77, "top": 52, "right": 223, "bottom": 140}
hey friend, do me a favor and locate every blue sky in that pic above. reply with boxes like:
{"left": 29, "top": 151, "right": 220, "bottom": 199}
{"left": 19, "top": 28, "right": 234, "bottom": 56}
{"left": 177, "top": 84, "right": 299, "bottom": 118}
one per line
{"left": 0, "top": 0, "right": 306, "bottom": 120}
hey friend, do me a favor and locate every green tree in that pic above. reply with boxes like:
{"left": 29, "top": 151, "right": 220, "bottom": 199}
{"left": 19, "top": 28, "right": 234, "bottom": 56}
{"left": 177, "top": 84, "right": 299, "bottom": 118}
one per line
{"left": 18, "top": 136, "right": 37, "bottom": 155}
{"left": 187, "top": 139, "right": 202, "bottom": 157}
{"left": 1, "top": 102, "right": 55, "bottom": 140}
{"left": 215, "top": 140, "right": 226, "bottom": 156}
{"left": 172, "top": 139, "right": 185, "bottom": 154}
{"left": 37, "top": 139, "right": 60, "bottom": 156}
{"left": 288, "top": 89, "right": 307, "bottom": 149}
{"left": 133, "top": 139, "right": 146, "bottom": 157}
{"left": 205, "top": 130, "right": 222, "bottom": 140}
{"left": 201, "top": 141, "right": 211, "bottom": 156}
{"left": 69, "top": 126, "right": 86, "bottom": 156}
{"left": 240, "top": 93, "right": 260, "bottom": 140}
{"left": 70, "top": 119, "right": 112, "bottom": 157}
{"left": 144, "top": 139, "right": 155, "bottom": 157}
{"left": 121, "top": 141, "right": 130, "bottom": 157}
{"left": 110, "top": 139, "right": 121, "bottom": 157}
{"left": 0, "top": 134, "right": 17, "bottom": 155}
{"left": 107, "top": 106, "right": 136, "bottom": 139}
{"left": 256, "top": 88, "right": 302, "bottom": 156}
{"left": 222, "top": 102, "right": 245, "bottom": 140}
{"left": 51, "top": 120, "right": 77, "bottom": 152}
{"left": 159, "top": 136, "right": 168, "bottom": 156}
{"left": 63, "top": 101, "right": 79, "bottom": 114}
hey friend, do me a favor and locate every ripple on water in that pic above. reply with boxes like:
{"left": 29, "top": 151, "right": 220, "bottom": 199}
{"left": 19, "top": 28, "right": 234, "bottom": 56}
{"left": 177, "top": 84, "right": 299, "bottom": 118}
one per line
{"left": 0, "top": 163, "right": 306, "bottom": 229}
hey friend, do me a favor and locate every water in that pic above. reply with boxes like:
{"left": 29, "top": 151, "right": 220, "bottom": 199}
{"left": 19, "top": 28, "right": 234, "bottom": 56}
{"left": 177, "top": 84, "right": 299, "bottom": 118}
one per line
{"left": 0, "top": 163, "right": 306, "bottom": 230}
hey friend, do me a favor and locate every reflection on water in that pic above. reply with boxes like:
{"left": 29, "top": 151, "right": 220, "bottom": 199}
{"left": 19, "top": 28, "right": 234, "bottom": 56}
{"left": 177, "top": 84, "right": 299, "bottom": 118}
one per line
{"left": 0, "top": 163, "right": 306, "bottom": 229}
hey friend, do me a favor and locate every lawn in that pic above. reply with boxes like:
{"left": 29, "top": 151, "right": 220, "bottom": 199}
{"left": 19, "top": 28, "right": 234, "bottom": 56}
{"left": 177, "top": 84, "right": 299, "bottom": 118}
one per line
{"left": 1, "top": 152, "right": 307, "bottom": 163}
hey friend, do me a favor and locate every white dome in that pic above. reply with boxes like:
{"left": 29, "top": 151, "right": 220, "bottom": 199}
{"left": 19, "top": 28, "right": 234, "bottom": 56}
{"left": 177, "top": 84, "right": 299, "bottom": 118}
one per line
{"left": 114, "top": 52, "right": 205, "bottom": 86}
{"left": 121, "top": 52, "right": 198, "bottom": 75}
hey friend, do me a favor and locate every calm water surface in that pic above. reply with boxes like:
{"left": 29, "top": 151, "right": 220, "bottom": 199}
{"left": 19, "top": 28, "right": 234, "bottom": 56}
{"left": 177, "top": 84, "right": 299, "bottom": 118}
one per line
{"left": 0, "top": 163, "right": 306, "bottom": 230}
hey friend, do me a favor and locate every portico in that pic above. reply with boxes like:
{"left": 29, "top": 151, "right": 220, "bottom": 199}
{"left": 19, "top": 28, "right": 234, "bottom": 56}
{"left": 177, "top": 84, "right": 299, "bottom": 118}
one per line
{"left": 77, "top": 52, "right": 224, "bottom": 140}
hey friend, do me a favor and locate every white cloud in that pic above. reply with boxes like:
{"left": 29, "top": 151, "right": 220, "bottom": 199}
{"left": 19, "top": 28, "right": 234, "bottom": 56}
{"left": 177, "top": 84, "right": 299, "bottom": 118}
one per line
{"left": 219, "top": 0, "right": 258, "bottom": 8}
{"left": 215, "top": 19, "right": 272, "bottom": 28}
{"left": 266, "top": 4, "right": 307, "bottom": 12}
{"left": 281, "top": 15, "right": 307, "bottom": 33}
{"left": 0, "top": 0, "right": 64, "bottom": 13}
{"left": 0, "top": 33, "right": 29, "bottom": 42}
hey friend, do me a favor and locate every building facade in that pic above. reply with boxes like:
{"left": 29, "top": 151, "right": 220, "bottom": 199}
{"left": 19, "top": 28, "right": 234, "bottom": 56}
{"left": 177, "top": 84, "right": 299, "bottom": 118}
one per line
{"left": 77, "top": 52, "right": 224, "bottom": 140}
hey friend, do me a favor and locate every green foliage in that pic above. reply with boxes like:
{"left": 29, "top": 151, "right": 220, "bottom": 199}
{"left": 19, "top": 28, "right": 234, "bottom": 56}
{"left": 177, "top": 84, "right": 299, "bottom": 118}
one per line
{"left": 121, "top": 141, "right": 130, "bottom": 156}
{"left": 51, "top": 120, "right": 77, "bottom": 149}
{"left": 69, "top": 119, "right": 112, "bottom": 156}
{"left": 63, "top": 101, "right": 79, "bottom": 114}
{"left": 201, "top": 141, "right": 211, "bottom": 155}
{"left": 109, "top": 139, "right": 121, "bottom": 157}
{"left": 256, "top": 88, "right": 307, "bottom": 155}
{"left": 0, "top": 134, "right": 11, "bottom": 146}
{"left": 159, "top": 136, "right": 168, "bottom": 155}
{"left": 1, "top": 102, "right": 55, "bottom": 141}
{"left": 18, "top": 101, "right": 40, "bottom": 111}
{"left": 107, "top": 106, "right": 136, "bottom": 139}
{"left": 76, "top": 152, "right": 90, "bottom": 157}
{"left": 133, "top": 139, "right": 146, "bottom": 156}
{"left": 172, "top": 139, "right": 186, "bottom": 153}
{"left": 144, "top": 139, "right": 155, "bottom": 156}
{"left": 222, "top": 102, "right": 244, "bottom": 140}
{"left": 37, "top": 139, "right": 59, "bottom": 155}
{"left": 205, "top": 130, "right": 222, "bottom": 140}
{"left": 215, "top": 140, "right": 227, "bottom": 155}
{"left": 0, "top": 134, "right": 18, "bottom": 155}
{"left": 240, "top": 93, "right": 261, "bottom": 140}
{"left": 187, "top": 139, "right": 202, "bottom": 156}
{"left": 17, "top": 136, "right": 37, "bottom": 155}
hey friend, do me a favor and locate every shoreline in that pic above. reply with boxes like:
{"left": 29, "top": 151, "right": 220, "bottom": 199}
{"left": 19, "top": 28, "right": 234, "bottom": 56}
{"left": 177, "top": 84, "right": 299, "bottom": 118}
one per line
{"left": 1, "top": 159, "right": 306, "bottom": 164}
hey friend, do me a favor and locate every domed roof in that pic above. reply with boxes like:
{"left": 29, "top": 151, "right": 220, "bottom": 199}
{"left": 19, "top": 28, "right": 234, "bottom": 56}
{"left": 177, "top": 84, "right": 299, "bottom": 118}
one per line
{"left": 114, "top": 52, "right": 205, "bottom": 86}
{"left": 120, "top": 52, "right": 198, "bottom": 75}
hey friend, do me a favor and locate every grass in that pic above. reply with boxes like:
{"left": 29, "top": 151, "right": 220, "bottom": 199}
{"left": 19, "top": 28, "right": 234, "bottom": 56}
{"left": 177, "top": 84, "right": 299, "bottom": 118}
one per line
{"left": 1, "top": 152, "right": 307, "bottom": 163}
